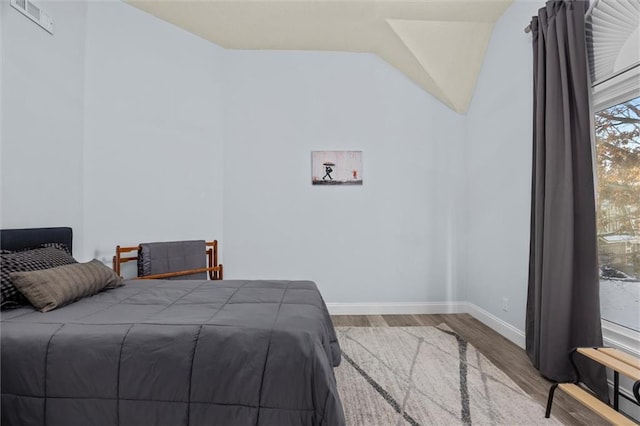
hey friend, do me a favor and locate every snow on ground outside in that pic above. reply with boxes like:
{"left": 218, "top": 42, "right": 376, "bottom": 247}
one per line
{"left": 600, "top": 279, "right": 640, "bottom": 332}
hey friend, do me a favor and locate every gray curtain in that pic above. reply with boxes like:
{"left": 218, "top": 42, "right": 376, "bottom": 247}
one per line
{"left": 526, "top": 0, "right": 608, "bottom": 400}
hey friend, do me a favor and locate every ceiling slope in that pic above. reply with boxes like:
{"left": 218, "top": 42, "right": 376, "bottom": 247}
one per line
{"left": 125, "top": 0, "right": 513, "bottom": 113}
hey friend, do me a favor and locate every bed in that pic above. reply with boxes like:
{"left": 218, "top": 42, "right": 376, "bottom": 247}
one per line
{"left": 0, "top": 227, "right": 345, "bottom": 426}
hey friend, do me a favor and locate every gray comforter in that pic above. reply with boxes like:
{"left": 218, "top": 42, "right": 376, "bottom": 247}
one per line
{"left": 1, "top": 279, "right": 345, "bottom": 426}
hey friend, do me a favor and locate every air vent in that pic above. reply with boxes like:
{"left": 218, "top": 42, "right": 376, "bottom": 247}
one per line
{"left": 26, "top": 1, "right": 40, "bottom": 20}
{"left": 10, "top": 0, "right": 54, "bottom": 35}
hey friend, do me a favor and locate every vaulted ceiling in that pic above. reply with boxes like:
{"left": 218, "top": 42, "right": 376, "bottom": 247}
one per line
{"left": 126, "top": 0, "right": 513, "bottom": 113}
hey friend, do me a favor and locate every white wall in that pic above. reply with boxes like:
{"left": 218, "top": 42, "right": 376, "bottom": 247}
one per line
{"left": 1, "top": 4, "right": 4, "bottom": 225}
{"left": 81, "top": 1, "right": 225, "bottom": 263}
{"left": 465, "top": 0, "right": 540, "bottom": 331}
{"left": 0, "top": 0, "right": 473, "bottom": 308}
{"left": 221, "top": 50, "right": 466, "bottom": 302}
{"left": 1, "top": 1, "right": 87, "bottom": 254}
{"left": 1, "top": 0, "right": 534, "bottom": 321}
{"left": 1, "top": 0, "right": 226, "bottom": 266}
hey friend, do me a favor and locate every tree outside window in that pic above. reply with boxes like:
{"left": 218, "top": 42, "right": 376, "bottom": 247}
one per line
{"left": 595, "top": 96, "right": 640, "bottom": 332}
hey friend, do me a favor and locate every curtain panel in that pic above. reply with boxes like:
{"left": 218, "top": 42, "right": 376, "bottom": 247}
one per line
{"left": 526, "top": 0, "right": 608, "bottom": 400}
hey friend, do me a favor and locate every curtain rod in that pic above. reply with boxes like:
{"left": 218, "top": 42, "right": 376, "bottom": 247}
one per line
{"left": 524, "top": 0, "right": 599, "bottom": 34}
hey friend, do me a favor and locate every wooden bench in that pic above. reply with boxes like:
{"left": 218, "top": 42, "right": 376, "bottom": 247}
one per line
{"left": 545, "top": 347, "right": 640, "bottom": 425}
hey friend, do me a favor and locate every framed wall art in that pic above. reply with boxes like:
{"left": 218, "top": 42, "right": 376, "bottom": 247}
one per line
{"left": 311, "top": 151, "right": 363, "bottom": 185}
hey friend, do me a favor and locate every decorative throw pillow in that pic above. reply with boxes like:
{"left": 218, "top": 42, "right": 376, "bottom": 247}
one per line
{"left": 1, "top": 243, "right": 71, "bottom": 255}
{"left": 10, "top": 259, "right": 123, "bottom": 312}
{"left": 1, "top": 247, "right": 77, "bottom": 309}
{"left": 39, "top": 243, "right": 72, "bottom": 255}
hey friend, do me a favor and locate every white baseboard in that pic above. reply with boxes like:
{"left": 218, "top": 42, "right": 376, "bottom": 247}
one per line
{"left": 326, "top": 302, "right": 468, "bottom": 316}
{"left": 327, "top": 301, "right": 526, "bottom": 349}
{"left": 463, "top": 302, "right": 526, "bottom": 349}
{"left": 602, "top": 320, "right": 640, "bottom": 356}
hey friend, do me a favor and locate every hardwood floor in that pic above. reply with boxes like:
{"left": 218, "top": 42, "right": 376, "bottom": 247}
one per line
{"left": 331, "top": 314, "right": 606, "bottom": 425}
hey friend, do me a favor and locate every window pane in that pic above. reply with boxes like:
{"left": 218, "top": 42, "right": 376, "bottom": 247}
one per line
{"left": 595, "top": 96, "right": 640, "bottom": 332}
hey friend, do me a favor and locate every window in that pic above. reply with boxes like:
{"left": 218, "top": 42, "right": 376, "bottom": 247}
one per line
{"left": 587, "top": 2, "right": 639, "bottom": 415}
{"left": 587, "top": 0, "right": 640, "bottom": 338}
{"left": 595, "top": 95, "right": 640, "bottom": 333}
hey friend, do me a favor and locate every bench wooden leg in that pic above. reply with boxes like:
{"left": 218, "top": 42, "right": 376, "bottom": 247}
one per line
{"left": 546, "top": 383, "right": 559, "bottom": 418}
{"left": 614, "top": 371, "right": 619, "bottom": 410}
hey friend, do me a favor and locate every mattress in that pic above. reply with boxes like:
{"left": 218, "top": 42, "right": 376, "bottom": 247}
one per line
{"left": 1, "top": 279, "right": 344, "bottom": 426}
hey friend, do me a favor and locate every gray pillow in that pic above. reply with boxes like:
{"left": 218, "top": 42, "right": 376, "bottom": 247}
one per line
{"left": 10, "top": 259, "right": 123, "bottom": 312}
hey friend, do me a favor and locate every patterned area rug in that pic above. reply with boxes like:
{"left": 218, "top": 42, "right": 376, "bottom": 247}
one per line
{"left": 335, "top": 325, "right": 562, "bottom": 426}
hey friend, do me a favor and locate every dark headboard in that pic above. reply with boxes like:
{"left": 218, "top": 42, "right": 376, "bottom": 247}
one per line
{"left": 0, "top": 227, "right": 73, "bottom": 254}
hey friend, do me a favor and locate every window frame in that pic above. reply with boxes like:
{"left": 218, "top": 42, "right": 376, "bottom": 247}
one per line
{"left": 592, "top": 64, "right": 640, "bottom": 112}
{"left": 591, "top": 63, "right": 640, "bottom": 352}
